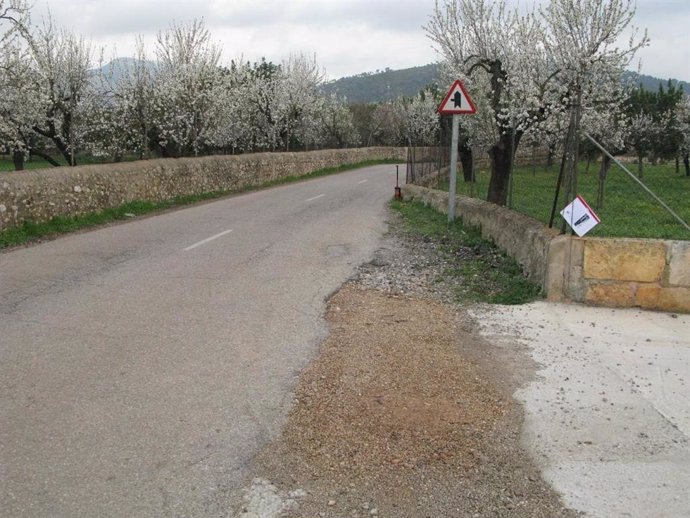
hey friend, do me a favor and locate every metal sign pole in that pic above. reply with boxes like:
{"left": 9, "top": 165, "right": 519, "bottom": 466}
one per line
{"left": 448, "top": 114, "right": 460, "bottom": 223}
{"left": 438, "top": 79, "right": 476, "bottom": 223}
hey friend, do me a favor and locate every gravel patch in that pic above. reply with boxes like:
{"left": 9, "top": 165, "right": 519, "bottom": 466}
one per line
{"left": 231, "top": 211, "right": 580, "bottom": 517}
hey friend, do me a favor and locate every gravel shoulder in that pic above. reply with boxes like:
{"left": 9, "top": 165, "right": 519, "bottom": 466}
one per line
{"left": 231, "top": 212, "right": 579, "bottom": 517}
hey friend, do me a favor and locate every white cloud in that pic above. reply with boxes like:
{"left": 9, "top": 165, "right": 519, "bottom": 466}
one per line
{"left": 634, "top": 0, "right": 690, "bottom": 81}
{"left": 30, "top": 0, "right": 690, "bottom": 81}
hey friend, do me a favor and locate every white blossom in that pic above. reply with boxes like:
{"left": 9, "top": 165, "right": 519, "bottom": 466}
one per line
{"left": 426, "top": 0, "right": 646, "bottom": 205}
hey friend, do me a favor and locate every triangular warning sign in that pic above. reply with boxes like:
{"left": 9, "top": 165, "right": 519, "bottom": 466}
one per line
{"left": 438, "top": 80, "right": 477, "bottom": 115}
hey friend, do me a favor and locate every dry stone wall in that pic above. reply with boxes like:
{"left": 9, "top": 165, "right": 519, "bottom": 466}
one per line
{"left": 0, "top": 147, "right": 405, "bottom": 232}
{"left": 402, "top": 184, "right": 690, "bottom": 313}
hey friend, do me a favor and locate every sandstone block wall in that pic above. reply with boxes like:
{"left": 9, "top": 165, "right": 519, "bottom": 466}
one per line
{"left": 579, "top": 238, "right": 690, "bottom": 312}
{"left": 0, "top": 147, "right": 406, "bottom": 232}
{"left": 402, "top": 184, "right": 690, "bottom": 313}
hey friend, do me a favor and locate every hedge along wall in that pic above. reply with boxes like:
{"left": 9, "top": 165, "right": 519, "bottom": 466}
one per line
{"left": 0, "top": 147, "right": 407, "bottom": 232}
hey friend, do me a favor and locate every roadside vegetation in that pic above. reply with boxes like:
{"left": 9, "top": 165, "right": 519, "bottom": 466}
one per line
{"left": 441, "top": 161, "right": 690, "bottom": 241}
{"left": 0, "top": 159, "right": 397, "bottom": 250}
{"left": 390, "top": 199, "right": 542, "bottom": 305}
{"left": 0, "top": 154, "right": 141, "bottom": 172}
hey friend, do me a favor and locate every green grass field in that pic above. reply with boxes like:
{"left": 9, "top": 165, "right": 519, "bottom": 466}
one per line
{"left": 441, "top": 161, "right": 690, "bottom": 241}
{"left": 0, "top": 157, "right": 54, "bottom": 171}
{"left": 0, "top": 154, "right": 144, "bottom": 172}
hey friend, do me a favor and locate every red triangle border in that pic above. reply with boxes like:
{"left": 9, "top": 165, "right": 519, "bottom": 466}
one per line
{"left": 438, "top": 80, "right": 477, "bottom": 115}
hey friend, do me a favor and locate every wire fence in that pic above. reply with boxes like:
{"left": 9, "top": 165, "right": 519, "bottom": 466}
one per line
{"left": 406, "top": 132, "right": 690, "bottom": 241}
{"left": 405, "top": 145, "right": 449, "bottom": 185}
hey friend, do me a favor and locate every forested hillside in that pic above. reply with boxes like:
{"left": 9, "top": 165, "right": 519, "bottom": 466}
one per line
{"left": 321, "top": 64, "right": 439, "bottom": 103}
{"left": 625, "top": 72, "right": 689, "bottom": 93}
{"left": 322, "top": 64, "right": 689, "bottom": 104}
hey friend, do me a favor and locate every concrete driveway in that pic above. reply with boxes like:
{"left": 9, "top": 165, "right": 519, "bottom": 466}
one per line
{"left": 472, "top": 302, "right": 690, "bottom": 518}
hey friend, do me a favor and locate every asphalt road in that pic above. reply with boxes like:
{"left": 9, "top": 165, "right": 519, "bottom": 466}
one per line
{"left": 0, "top": 164, "right": 399, "bottom": 517}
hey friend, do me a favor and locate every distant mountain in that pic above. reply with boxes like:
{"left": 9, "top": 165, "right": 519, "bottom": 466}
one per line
{"left": 323, "top": 64, "right": 689, "bottom": 104}
{"left": 92, "top": 57, "right": 156, "bottom": 85}
{"left": 93, "top": 59, "right": 688, "bottom": 104}
{"left": 322, "top": 64, "right": 440, "bottom": 103}
{"left": 622, "top": 71, "right": 689, "bottom": 93}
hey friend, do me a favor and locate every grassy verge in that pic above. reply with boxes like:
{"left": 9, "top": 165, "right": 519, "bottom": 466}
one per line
{"left": 440, "top": 161, "right": 690, "bottom": 241}
{"left": 0, "top": 155, "right": 144, "bottom": 172}
{"left": 390, "top": 199, "right": 542, "bottom": 305}
{"left": 0, "top": 159, "right": 400, "bottom": 250}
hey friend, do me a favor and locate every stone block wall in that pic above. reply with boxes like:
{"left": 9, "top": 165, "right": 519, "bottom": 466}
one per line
{"left": 402, "top": 184, "right": 690, "bottom": 313}
{"left": 0, "top": 147, "right": 405, "bottom": 232}
{"left": 562, "top": 238, "right": 690, "bottom": 313}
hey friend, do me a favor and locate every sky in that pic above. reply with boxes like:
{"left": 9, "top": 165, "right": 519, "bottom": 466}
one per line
{"left": 30, "top": 0, "right": 690, "bottom": 82}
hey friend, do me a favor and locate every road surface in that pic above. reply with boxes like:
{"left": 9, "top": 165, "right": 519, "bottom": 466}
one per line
{"left": 472, "top": 302, "right": 690, "bottom": 518}
{"left": 0, "top": 164, "right": 398, "bottom": 517}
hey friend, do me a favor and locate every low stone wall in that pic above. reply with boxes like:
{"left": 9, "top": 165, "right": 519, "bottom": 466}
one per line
{"left": 471, "top": 146, "right": 549, "bottom": 170}
{"left": 549, "top": 237, "right": 690, "bottom": 313}
{"left": 0, "top": 147, "right": 405, "bottom": 232}
{"left": 402, "top": 184, "right": 690, "bottom": 313}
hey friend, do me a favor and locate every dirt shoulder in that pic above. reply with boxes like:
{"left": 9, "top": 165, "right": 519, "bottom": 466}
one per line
{"left": 232, "top": 215, "right": 579, "bottom": 517}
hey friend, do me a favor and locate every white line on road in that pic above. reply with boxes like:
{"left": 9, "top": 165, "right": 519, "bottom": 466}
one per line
{"left": 357, "top": 180, "right": 368, "bottom": 184}
{"left": 306, "top": 194, "right": 325, "bottom": 202}
{"left": 183, "top": 229, "right": 233, "bottom": 251}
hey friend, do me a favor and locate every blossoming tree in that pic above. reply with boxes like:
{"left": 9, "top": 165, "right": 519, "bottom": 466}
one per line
{"left": 426, "top": 0, "right": 647, "bottom": 206}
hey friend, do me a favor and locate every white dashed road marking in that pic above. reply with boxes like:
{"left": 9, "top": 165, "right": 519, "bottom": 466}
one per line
{"left": 183, "top": 229, "right": 233, "bottom": 251}
{"left": 306, "top": 194, "right": 325, "bottom": 202}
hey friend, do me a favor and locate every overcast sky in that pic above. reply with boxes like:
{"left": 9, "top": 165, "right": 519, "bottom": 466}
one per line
{"left": 32, "top": 0, "right": 690, "bottom": 82}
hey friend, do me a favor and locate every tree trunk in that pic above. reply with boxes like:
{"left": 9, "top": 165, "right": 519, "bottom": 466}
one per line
{"left": 459, "top": 141, "right": 474, "bottom": 182}
{"left": 31, "top": 124, "right": 77, "bottom": 166}
{"left": 12, "top": 148, "right": 24, "bottom": 171}
{"left": 676, "top": 156, "right": 680, "bottom": 175}
{"left": 29, "top": 149, "right": 61, "bottom": 167}
{"left": 596, "top": 155, "right": 611, "bottom": 210}
{"left": 487, "top": 131, "right": 521, "bottom": 206}
{"left": 546, "top": 144, "right": 556, "bottom": 170}
{"left": 684, "top": 153, "right": 689, "bottom": 177}
{"left": 637, "top": 155, "right": 644, "bottom": 179}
